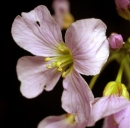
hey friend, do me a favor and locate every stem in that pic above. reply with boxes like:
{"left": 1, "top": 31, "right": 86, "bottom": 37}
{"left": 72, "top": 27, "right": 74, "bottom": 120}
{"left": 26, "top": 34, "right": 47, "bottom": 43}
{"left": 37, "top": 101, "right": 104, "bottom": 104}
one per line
{"left": 115, "top": 59, "right": 125, "bottom": 83}
{"left": 89, "top": 54, "right": 118, "bottom": 89}
{"left": 124, "top": 61, "right": 130, "bottom": 84}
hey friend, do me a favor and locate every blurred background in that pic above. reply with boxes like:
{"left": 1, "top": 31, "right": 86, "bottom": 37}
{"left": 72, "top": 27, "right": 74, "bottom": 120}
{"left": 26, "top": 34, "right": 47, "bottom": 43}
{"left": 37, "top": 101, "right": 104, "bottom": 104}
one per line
{"left": 1, "top": 0, "right": 130, "bottom": 128}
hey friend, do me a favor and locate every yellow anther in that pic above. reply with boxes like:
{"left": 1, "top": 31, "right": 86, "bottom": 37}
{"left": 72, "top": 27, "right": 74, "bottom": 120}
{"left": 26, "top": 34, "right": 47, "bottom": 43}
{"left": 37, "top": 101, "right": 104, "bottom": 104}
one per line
{"left": 62, "top": 72, "right": 67, "bottom": 78}
{"left": 57, "top": 67, "right": 62, "bottom": 72}
{"left": 56, "top": 61, "right": 61, "bottom": 67}
{"left": 45, "top": 57, "right": 51, "bottom": 62}
{"left": 46, "top": 65, "right": 52, "bottom": 69}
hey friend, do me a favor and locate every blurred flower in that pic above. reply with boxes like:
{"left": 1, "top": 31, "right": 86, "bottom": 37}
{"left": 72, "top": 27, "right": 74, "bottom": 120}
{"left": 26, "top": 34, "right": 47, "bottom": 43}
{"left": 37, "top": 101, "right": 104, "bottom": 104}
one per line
{"left": 115, "top": 0, "right": 130, "bottom": 20}
{"left": 38, "top": 114, "right": 88, "bottom": 128}
{"left": 11, "top": 5, "right": 109, "bottom": 123}
{"left": 108, "top": 33, "right": 124, "bottom": 50}
{"left": 52, "top": 0, "right": 74, "bottom": 29}
{"left": 102, "top": 103, "right": 130, "bottom": 128}
{"left": 88, "top": 81, "right": 130, "bottom": 126}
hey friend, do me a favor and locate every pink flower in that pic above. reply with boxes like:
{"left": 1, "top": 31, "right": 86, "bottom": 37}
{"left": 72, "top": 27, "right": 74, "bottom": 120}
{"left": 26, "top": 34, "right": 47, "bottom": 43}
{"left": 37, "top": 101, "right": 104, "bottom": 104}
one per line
{"left": 88, "top": 81, "right": 130, "bottom": 126}
{"left": 102, "top": 103, "right": 130, "bottom": 128}
{"left": 38, "top": 114, "right": 88, "bottom": 128}
{"left": 108, "top": 33, "right": 124, "bottom": 50}
{"left": 52, "top": 0, "right": 74, "bottom": 29}
{"left": 11, "top": 5, "right": 109, "bottom": 123}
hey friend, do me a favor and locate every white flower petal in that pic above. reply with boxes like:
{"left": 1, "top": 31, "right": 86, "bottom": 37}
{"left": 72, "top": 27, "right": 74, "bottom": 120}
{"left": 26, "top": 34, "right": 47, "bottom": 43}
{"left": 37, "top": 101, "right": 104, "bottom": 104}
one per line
{"left": 65, "top": 18, "right": 109, "bottom": 75}
{"left": 12, "top": 5, "right": 63, "bottom": 56}
{"left": 61, "top": 70, "right": 94, "bottom": 123}
{"left": 17, "top": 56, "right": 61, "bottom": 98}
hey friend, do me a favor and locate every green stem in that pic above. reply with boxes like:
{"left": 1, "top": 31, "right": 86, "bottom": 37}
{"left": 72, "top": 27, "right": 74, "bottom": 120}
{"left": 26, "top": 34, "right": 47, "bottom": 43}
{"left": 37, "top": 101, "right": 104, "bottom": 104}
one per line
{"left": 115, "top": 59, "right": 125, "bottom": 83}
{"left": 89, "top": 54, "right": 118, "bottom": 89}
{"left": 124, "top": 61, "right": 130, "bottom": 84}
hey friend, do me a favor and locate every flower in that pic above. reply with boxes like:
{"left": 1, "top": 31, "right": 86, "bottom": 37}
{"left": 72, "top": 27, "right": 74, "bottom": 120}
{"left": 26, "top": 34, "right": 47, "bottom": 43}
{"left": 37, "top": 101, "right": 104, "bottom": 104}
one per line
{"left": 115, "top": 0, "right": 130, "bottom": 20}
{"left": 102, "top": 103, "right": 130, "bottom": 128}
{"left": 37, "top": 114, "right": 88, "bottom": 128}
{"left": 11, "top": 5, "right": 109, "bottom": 123}
{"left": 108, "top": 33, "right": 124, "bottom": 50}
{"left": 88, "top": 81, "right": 130, "bottom": 126}
{"left": 52, "top": 0, "right": 74, "bottom": 29}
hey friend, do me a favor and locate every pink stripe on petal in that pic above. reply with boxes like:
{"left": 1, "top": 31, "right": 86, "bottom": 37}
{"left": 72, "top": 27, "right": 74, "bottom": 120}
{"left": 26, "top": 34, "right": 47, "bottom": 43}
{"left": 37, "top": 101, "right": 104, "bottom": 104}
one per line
{"left": 65, "top": 18, "right": 109, "bottom": 75}
{"left": 61, "top": 70, "right": 94, "bottom": 123}
{"left": 11, "top": 5, "right": 63, "bottom": 56}
{"left": 17, "top": 56, "right": 61, "bottom": 98}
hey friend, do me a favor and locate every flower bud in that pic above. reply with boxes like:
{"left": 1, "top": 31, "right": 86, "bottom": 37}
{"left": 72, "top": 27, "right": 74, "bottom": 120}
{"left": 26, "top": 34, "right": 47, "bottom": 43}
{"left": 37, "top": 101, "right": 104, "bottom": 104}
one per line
{"left": 108, "top": 33, "right": 124, "bottom": 49}
{"left": 115, "top": 0, "right": 130, "bottom": 20}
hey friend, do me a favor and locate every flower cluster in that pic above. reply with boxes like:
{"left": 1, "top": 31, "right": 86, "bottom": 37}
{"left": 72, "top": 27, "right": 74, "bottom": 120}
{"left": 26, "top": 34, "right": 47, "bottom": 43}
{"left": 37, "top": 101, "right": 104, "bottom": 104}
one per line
{"left": 11, "top": 0, "right": 130, "bottom": 128}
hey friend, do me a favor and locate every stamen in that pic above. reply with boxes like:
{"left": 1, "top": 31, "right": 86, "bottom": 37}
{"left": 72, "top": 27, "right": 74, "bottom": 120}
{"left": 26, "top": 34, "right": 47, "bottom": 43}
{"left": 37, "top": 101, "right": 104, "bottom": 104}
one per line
{"left": 62, "top": 72, "right": 67, "bottom": 78}
{"left": 56, "top": 61, "right": 61, "bottom": 67}
{"left": 58, "top": 46, "right": 64, "bottom": 51}
{"left": 62, "top": 67, "right": 72, "bottom": 78}
{"left": 57, "top": 67, "right": 62, "bottom": 72}
{"left": 46, "top": 65, "right": 52, "bottom": 69}
{"left": 45, "top": 57, "right": 51, "bottom": 62}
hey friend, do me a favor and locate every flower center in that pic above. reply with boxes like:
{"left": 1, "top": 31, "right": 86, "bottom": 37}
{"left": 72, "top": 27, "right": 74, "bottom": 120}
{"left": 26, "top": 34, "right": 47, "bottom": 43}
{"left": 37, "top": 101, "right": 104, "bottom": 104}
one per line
{"left": 45, "top": 43, "right": 73, "bottom": 78}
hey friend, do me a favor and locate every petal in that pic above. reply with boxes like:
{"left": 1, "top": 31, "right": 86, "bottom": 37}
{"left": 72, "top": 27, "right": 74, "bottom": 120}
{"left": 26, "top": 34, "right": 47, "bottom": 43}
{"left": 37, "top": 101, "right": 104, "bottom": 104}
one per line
{"left": 37, "top": 114, "right": 76, "bottom": 128}
{"left": 11, "top": 5, "right": 63, "bottom": 56}
{"left": 102, "top": 116, "right": 118, "bottom": 128}
{"left": 17, "top": 56, "right": 61, "bottom": 98}
{"left": 65, "top": 18, "right": 109, "bottom": 75}
{"left": 90, "top": 95, "right": 130, "bottom": 125}
{"left": 52, "top": 0, "right": 70, "bottom": 15}
{"left": 61, "top": 69, "right": 94, "bottom": 123}
{"left": 38, "top": 114, "right": 88, "bottom": 128}
{"left": 114, "top": 104, "right": 130, "bottom": 128}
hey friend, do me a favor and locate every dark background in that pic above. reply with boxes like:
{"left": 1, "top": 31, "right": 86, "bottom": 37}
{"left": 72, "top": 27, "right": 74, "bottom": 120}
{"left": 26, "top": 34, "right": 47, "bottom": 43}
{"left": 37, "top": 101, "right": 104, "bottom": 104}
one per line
{"left": 1, "top": 0, "right": 130, "bottom": 128}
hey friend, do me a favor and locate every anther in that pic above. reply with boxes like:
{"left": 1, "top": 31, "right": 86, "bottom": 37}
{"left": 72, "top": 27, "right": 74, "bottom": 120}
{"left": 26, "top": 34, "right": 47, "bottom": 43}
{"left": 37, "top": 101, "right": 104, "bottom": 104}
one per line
{"left": 62, "top": 71, "right": 67, "bottom": 78}
{"left": 46, "top": 65, "right": 52, "bottom": 69}
{"left": 57, "top": 67, "right": 62, "bottom": 72}
{"left": 45, "top": 57, "right": 51, "bottom": 62}
{"left": 56, "top": 62, "right": 61, "bottom": 67}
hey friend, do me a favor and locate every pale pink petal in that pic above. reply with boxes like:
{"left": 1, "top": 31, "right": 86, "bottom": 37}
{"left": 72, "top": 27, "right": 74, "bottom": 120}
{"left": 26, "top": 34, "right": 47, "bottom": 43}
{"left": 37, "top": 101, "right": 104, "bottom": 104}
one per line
{"left": 12, "top": 5, "right": 63, "bottom": 56}
{"left": 38, "top": 114, "right": 88, "bottom": 128}
{"left": 17, "top": 56, "right": 61, "bottom": 98}
{"left": 102, "top": 115, "right": 118, "bottom": 128}
{"left": 61, "top": 69, "right": 94, "bottom": 123}
{"left": 37, "top": 114, "right": 76, "bottom": 128}
{"left": 114, "top": 104, "right": 130, "bottom": 128}
{"left": 90, "top": 96, "right": 130, "bottom": 125}
{"left": 52, "top": 0, "right": 69, "bottom": 16}
{"left": 65, "top": 18, "right": 109, "bottom": 75}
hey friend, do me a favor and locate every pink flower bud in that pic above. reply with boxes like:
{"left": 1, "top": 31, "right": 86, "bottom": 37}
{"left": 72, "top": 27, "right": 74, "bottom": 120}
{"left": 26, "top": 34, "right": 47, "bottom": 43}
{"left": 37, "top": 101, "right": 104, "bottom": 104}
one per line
{"left": 108, "top": 33, "right": 124, "bottom": 49}
{"left": 115, "top": 0, "right": 130, "bottom": 20}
